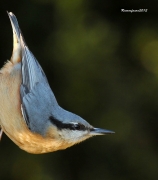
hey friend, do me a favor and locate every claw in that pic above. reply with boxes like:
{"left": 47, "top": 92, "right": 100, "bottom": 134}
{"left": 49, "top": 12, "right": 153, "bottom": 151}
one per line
{"left": 0, "top": 128, "right": 3, "bottom": 140}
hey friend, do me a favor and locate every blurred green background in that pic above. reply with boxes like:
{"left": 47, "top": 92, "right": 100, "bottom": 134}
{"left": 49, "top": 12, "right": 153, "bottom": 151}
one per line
{"left": 0, "top": 0, "right": 158, "bottom": 180}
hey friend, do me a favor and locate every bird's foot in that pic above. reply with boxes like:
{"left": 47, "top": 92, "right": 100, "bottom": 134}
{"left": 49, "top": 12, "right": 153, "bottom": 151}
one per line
{"left": 0, "top": 128, "right": 3, "bottom": 141}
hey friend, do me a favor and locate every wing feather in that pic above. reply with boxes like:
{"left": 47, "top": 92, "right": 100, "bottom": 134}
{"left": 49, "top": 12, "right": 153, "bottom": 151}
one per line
{"left": 20, "top": 35, "right": 48, "bottom": 92}
{"left": 20, "top": 33, "right": 58, "bottom": 134}
{"left": 8, "top": 12, "right": 58, "bottom": 135}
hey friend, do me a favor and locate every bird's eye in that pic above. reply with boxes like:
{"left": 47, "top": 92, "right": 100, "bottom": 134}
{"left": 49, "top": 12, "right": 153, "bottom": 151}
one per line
{"left": 72, "top": 123, "right": 85, "bottom": 131}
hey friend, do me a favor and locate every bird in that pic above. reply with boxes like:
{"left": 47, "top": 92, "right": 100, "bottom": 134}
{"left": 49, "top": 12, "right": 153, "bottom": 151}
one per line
{"left": 0, "top": 12, "right": 114, "bottom": 154}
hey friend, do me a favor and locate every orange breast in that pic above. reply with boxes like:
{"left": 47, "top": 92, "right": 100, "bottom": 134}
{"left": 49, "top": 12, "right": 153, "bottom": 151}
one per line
{"left": 0, "top": 62, "right": 69, "bottom": 154}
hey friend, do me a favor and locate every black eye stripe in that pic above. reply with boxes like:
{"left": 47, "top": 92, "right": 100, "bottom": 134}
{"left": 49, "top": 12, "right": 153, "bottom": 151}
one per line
{"left": 73, "top": 123, "right": 86, "bottom": 130}
{"left": 49, "top": 116, "right": 86, "bottom": 131}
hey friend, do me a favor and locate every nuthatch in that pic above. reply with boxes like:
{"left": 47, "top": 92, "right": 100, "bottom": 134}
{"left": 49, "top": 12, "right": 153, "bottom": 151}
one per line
{"left": 0, "top": 12, "right": 114, "bottom": 154}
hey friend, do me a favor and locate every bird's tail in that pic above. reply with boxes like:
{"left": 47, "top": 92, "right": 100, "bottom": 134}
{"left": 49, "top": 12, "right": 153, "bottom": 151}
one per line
{"left": 8, "top": 12, "right": 22, "bottom": 64}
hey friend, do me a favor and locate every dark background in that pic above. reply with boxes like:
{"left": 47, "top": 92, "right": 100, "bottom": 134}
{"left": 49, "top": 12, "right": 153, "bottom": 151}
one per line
{"left": 0, "top": 1, "right": 158, "bottom": 180}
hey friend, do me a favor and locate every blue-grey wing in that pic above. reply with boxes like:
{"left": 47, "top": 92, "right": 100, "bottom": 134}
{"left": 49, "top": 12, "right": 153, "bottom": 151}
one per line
{"left": 21, "top": 82, "right": 58, "bottom": 135}
{"left": 8, "top": 12, "right": 59, "bottom": 135}
{"left": 20, "top": 39, "right": 59, "bottom": 135}
{"left": 19, "top": 26, "right": 58, "bottom": 135}
{"left": 8, "top": 12, "right": 59, "bottom": 136}
{"left": 20, "top": 34, "right": 48, "bottom": 93}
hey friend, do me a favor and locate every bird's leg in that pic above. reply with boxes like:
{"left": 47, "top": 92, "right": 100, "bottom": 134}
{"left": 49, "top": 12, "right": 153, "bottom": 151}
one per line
{"left": 0, "top": 127, "right": 3, "bottom": 141}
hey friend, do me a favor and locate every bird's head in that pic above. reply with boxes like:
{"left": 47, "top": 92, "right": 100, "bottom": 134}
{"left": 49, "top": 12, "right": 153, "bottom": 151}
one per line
{"left": 46, "top": 109, "right": 115, "bottom": 150}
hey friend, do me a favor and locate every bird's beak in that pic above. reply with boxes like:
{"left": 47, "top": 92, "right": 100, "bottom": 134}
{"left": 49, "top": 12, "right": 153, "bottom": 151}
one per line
{"left": 90, "top": 128, "right": 115, "bottom": 135}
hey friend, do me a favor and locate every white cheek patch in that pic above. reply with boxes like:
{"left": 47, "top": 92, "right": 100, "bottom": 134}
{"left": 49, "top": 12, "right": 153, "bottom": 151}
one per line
{"left": 61, "top": 130, "right": 89, "bottom": 144}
